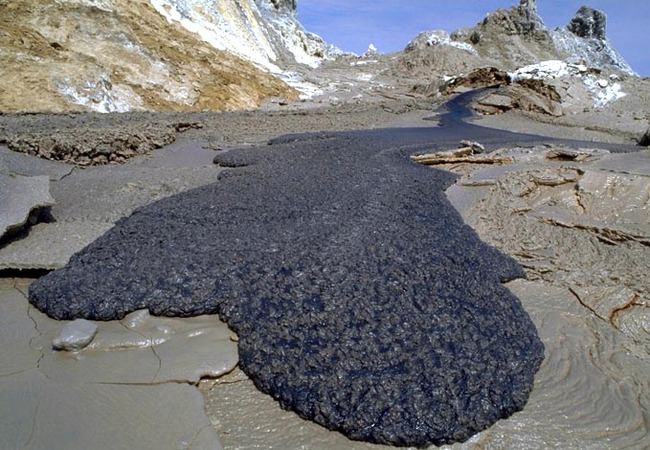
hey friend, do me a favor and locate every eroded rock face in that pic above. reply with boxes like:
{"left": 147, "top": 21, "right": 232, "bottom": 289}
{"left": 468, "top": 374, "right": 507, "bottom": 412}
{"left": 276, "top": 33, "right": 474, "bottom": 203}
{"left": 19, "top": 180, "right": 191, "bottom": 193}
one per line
{"left": 29, "top": 130, "right": 544, "bottom": 446}
{"left": 0, "top": 0, "right": 300, "bottom": 113}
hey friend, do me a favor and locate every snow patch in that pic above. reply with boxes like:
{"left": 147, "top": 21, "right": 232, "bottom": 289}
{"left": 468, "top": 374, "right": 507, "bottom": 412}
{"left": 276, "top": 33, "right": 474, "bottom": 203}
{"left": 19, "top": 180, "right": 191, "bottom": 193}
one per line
{"left": 583, "top": 77, "right": 626, "bottom": 108}
{"left": 509, "top": 60, "right": 583, "bottom": 81}
{"left": 56, "top": 75, "right": 144, "bottom": 113}
{"left": 509, "top": 60, "right": 626, "bottom": 108}
{"left": 408, "top": 30, "right": 477, "bottom": 55}
{"left": 278, "top": 71, "right": 323, "bottom": 99}
{"left": 356, "top": 73, "right": 374, "bottom": 82}
{"left": 350, "top": 60, "right": 378, "bottom": 67}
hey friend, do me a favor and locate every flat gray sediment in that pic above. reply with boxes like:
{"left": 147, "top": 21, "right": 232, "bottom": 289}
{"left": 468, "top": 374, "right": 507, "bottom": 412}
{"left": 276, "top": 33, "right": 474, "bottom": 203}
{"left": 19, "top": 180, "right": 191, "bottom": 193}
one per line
{"left": 29, "top": 92, "right": 637, "bottom": 446}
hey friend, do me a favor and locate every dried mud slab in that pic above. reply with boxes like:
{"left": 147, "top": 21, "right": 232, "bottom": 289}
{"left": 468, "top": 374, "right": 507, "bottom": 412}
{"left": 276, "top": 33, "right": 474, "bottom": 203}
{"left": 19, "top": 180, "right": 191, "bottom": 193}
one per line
{"left": 444, "top": 146, "right": 650, "bottom": 359}
{"left": 29, "top": 129, "right": 544, "bottom": 447}
{"left": 0, "top": 278, "right": 227, "bottom": 450}
{"left": 0, "top": 173, "right": 54, "bottom": 240}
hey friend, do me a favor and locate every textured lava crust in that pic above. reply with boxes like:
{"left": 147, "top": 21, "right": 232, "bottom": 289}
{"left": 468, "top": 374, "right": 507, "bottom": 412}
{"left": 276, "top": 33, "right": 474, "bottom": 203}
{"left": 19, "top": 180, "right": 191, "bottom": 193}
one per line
{"left": 30, "top": 128, "right": 544, "bottom": 446}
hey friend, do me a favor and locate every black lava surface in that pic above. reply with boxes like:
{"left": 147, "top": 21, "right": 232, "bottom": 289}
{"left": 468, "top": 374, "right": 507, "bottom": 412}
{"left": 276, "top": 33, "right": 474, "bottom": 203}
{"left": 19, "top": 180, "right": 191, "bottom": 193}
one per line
{"left": 30, "top": 121, "right": 545, "bottom": 446}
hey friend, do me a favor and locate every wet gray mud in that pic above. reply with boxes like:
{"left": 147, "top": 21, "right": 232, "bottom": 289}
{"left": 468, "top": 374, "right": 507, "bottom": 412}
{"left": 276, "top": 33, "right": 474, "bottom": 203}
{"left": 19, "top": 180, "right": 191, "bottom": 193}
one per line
{"left": 27, "top": 90, "right": 638, "bottom": 446}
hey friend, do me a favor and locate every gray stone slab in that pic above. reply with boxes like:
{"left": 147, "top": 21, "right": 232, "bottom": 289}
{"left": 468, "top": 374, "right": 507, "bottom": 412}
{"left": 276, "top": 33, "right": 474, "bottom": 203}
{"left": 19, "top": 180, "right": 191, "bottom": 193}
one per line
{"left": 0, "top": 278, "right": 230, "bottom": 449}
{"left": 0, "top": 369, "right": 223, "bottom": 450}
{"left": 0, "top": 141, "right": 222, "bottom": 269}
{"left": 0, "top": 145, "right": 73, "bottom": 180}
{"left": 0, "top": 221, "right": 111, "bottom": 270}
{"left": 0, "top": 172, "right": 54, "bottom": 240}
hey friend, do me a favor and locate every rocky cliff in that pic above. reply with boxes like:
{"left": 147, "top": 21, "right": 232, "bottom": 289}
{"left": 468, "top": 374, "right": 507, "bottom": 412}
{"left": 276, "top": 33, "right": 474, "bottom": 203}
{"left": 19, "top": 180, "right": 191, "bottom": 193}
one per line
{"left": 0, "top": 0, "right": 334, "bottom": 113}
{"left": 149, "top": 0, "right": 337, "bottom": 71}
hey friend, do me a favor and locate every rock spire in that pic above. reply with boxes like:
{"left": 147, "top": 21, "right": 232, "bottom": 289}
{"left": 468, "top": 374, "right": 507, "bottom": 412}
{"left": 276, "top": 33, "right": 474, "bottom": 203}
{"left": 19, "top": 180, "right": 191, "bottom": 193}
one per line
{"left": 567, "top": 6, "right": 607, "bottom": 39}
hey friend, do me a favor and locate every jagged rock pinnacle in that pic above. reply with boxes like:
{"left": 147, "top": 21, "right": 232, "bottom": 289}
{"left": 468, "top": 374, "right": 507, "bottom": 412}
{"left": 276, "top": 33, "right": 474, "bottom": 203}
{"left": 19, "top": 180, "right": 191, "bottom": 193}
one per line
{"left": 270, "top": 0, "right": 297, "bottom": 12}
{"left": 519, "top": 0, "right": 537, "bottom": 13}
{"left": 567, "top": 6, "right": 607, "bottom": 40}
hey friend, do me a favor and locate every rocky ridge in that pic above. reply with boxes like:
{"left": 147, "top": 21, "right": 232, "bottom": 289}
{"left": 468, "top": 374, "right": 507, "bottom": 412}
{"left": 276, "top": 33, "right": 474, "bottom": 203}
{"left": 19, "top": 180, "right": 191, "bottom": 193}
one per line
{"left": 404, "top": 0, "right": 634, "bottom": 75}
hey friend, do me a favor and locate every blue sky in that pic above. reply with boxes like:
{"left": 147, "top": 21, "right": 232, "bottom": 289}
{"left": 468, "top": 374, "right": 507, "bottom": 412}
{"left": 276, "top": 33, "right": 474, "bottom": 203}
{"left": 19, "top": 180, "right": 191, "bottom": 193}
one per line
{"left": 297, "top": 1, "right": 649, "bottom": 76}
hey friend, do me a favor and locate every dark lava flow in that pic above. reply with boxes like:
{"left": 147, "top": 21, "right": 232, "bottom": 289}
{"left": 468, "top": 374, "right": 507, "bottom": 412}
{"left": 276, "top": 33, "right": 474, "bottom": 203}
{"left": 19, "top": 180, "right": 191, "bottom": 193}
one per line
{"left": 30, "top": 91, "right": 636, "bottom": 446}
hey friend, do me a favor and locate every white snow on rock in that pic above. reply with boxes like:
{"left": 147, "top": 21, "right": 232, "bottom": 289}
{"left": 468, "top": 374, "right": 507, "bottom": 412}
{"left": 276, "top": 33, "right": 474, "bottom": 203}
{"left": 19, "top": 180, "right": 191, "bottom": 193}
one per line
{"left": 550, "top": 27, "right": 636, "bottom": 76}
{"left": 509, "top": 60, "right": 626, "bottom": 108}
{"left": 406, "top": 30, "right": 477, "bottom": 55}
{"left": 583, "top": 77, "right": 626, "bottom": 108}
{"left": 148, "top": 0, "right": 331, "bottom": 73}
{"left": 350, "top": 60, "right": 378, "bottom": 67}
{"left": 55, "top": 75, "right": 145, "bottom": 113}
{"left": 364, "top": 44, "right": 379, "bottom": 57}
{"left": 149, "top": 0, "right": 281, "bottom": 72}
{"left": 278, "top": 71, "right": 324, "bottom": 99}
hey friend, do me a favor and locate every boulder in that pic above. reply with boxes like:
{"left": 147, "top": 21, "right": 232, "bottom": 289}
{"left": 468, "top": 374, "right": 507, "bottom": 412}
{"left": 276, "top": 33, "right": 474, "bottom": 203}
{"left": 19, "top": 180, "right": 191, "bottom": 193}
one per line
{"left": 639, "top": 128, "right": 650, "bottom": 147}
{"left": 52, "top": 319, "right": 98, "bottom": 351}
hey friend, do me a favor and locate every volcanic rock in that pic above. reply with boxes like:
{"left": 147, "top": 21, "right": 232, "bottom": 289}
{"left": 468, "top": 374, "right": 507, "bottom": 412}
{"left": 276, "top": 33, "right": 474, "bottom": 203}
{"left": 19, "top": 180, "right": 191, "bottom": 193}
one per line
{"left": 29, "top": 129, "right": 544, "bottom": 446}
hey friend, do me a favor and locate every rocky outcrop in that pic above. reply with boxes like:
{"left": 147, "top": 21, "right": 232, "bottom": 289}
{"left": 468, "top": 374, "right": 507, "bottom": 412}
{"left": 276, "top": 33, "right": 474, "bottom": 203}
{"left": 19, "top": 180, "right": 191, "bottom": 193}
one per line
{"left": 551, "top": 6, "right": 634, "bottom": 74}
{"left": 270, "top": 0, "right": 296, "bottom": 12}
{"left": 443, "top": 67, "right": 511, "bottom": 93}
{"left": 440, "top": 67, "right": 563, "bottom": 117}
{"left": 449, "top": 0, "right": 556, "bottom": 70}
{"left": 449, "top": 0, "right": 634, "bottom": 74}
{"left": 473, "top": 83, "right": 563, "bottom": 117}
{"left": 567, "top": 6, "right": 607, "bottom": 39}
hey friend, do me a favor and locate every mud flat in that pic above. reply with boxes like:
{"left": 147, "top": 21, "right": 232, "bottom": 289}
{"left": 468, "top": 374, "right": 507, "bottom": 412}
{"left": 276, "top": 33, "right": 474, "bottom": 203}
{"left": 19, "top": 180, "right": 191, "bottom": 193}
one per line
{"left": 1, "top": 99, "right": 649, "bottom": 449}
